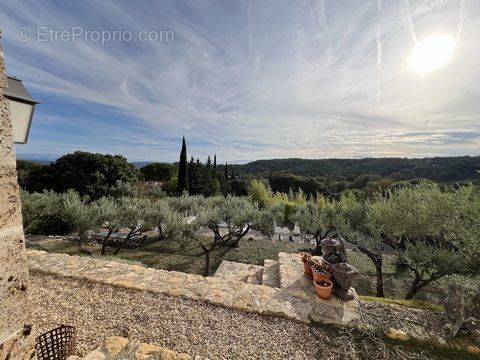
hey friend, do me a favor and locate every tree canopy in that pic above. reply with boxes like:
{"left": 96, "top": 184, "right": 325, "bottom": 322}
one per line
{"left": 22, "top": 151, "right": 138, "bottom": 200}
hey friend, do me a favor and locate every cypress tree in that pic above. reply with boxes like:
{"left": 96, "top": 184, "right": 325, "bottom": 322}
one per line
{"left": 224, "top": 162, "right": 228, "bottom": 180}
{"left": 188, "top": 156, "right": 195, "bottom": 194}
{"left": 176, "top": 137, "right": 188, "bottom": 193}
{"left": 213, "top": 154, "right": 217, "bottom": 169}
{"left": 206, "top": 155, "right": 212, "bottom": 169}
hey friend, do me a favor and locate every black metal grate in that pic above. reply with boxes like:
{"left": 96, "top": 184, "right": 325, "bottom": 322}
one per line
{"left": 35, "top": 325, "right": 76, "bottom": 360}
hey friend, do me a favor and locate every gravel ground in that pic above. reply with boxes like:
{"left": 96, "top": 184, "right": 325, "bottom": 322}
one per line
{"left": 30, "top": 272, "right": 451, "bottom": 360}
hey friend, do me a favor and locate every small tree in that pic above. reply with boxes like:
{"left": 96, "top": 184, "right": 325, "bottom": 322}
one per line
{"left": 249, "top": 180, "right": 272, "bottom": 209}
{"left": 93, "top": 197, "right": 123, "bottom": 255}
{"left": 293, "top": 197, "right": 336, "bottom": 254}
{"left": 398, "top": 241, "right": 473, "bottom": 299}
{"left": 174, "top": 196, "right": 273, "bottom": 276}
{"left": 62, "top": 191, "right": 99, "bottom": 255}
{"left": 113, "top": 198, "right": 157, "bottom": 255}
{"left": 331, "top": 192, "right": 386, "bottom": 297}
{"left": 201, "top": 196, "right": 272, "bottom": 248}
{"left": 368, "top": 184, "right": 480, "bottom": 299}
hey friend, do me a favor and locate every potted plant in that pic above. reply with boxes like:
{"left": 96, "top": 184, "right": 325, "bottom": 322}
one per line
{"left": 301, "top": 252, "right": 314, "bottom": 277}
{"left": 314, "top": 278, "right": 333, "bottom": 300}
{"left": 311, "top": 261, "right": 332, "bottom": 282}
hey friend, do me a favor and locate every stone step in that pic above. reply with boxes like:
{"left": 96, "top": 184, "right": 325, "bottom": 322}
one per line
{"left": 278, "top": 252, "right": 306, "bottom": 289}
{"left": 213, "top": 260, "right": 263, "bottom": 285}
{"left": 261, "top": 259, "right": 280, "bottom": 288}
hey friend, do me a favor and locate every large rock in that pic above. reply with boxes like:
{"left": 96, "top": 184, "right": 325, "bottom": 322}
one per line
{"left": 277, "top": 252, "right": 359, "bottom": 325}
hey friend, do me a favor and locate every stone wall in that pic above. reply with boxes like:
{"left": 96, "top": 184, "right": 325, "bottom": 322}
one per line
{"left": 0, "top": 31, "right": 35, "bottom": 359}
{"left": 28, "top": 250, "right": 359, "bottom": 326}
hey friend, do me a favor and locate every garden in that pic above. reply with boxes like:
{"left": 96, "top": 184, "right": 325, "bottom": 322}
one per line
{"left": 19, "top": 150, "right": 480, "bottom": 356}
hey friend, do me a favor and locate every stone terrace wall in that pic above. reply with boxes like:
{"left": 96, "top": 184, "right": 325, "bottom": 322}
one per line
{"left": 0, "top": 32, "right": 35, "bottom": 359}
{"left": 28, "top": 250, "right": 358, "bottom": 326}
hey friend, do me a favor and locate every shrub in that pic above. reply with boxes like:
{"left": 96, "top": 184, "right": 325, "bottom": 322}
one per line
{"left": 23, "top": 151, "right": 139, "bottom": 200}
{"left": 21, "top": 190, "right": 75, "bottom": 235}
{"left": 140, "top": 162, "right": 175, "bottom": 181}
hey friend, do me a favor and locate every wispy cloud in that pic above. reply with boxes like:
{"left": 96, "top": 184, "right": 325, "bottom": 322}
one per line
{"left": 2, "top": 0, "right": 479, "bottom": 162}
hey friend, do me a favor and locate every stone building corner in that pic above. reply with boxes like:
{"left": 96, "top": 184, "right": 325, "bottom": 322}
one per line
{"left": 0, "top": 29, "right": 35, "bottom": 360}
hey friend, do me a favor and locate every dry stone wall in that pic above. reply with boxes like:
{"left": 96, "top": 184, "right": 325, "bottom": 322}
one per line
{"left": 0, "top": 31, "right": 35, "bottom": 359}
{"left": 28, "top": 250, "right": 359, "bottom": 326}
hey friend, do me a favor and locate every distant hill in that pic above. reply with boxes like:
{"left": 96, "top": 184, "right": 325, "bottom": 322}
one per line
{"left": 229, "top": 156, "right": 480, "bottom": 182}
{"left": 17, "top": 154, "right": 480, "bottom": 183}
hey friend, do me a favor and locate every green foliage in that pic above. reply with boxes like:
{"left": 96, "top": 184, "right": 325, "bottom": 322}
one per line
{"left": 368, "top": 184, "right": 455, "bottom": 239}
{"left": 249, "top": 180, "right": 307, "bottom": 224}
{"left": 232, "top": 156, "right": 480, "bottom": 183}
{"left": 228, "top": 178, "right": 250, "bottom": 196}
{"left": 176, "top": 137, "right": 189, "bottom": 193}
{"left": 267, "top": 172, "right": 326, "bottom": 196}
{"left": 109, "top": 180, "right": 138, "bottom": 198}
{"left": 140, "top": 163, "right": 177, "bottom": 181}
{"left": 293, "top": 196, "right": 334, "bottom": 239}
{"left": 187, "top": 157, "right": 221, "bottom": 197}
{"left": 62, "top": 190, "right": 99, "bottom": 237}
{"left": 367, "top": 183, "right": 480, "bottom": 299}
{"left": 140, "top": 162, "right": 175, "bottom": 181}
{"left": 397, "top": 241, "right": 473, "bottom": 280}
{"left": 16, "top": 160, "right": 44, "bottom": 188}
{"left": 21, "top": 190, "right": 75, "bottom": 235}
{"left": 22, "top": 151, "right": 138, "bottom": 200}
{"left": 249, "top": 180, "right": 272, "bottom": 209}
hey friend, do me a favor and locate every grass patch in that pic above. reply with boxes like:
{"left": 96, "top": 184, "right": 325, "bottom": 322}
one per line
{"left": 26, "top": 235, "right": 306, "bottom": 275}
{"left": 360, "top": 295, "right": 444, "bottom": 313}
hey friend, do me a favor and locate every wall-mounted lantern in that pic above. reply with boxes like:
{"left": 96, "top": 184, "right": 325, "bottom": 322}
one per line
{"left": 4, "top": 76, "right": 39, "bottom": 144}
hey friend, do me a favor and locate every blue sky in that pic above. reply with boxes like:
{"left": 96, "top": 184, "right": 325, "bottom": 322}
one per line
{"left": 2, "top": 0, "right": 480, "bottom": 163}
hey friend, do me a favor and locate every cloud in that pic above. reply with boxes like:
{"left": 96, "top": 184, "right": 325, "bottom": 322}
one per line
{"left": 2, "top": 0, "right": 479, "bottom": 162}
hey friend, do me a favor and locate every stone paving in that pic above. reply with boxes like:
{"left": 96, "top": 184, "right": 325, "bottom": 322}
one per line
{"left": 213, "top": 260, "right": 263, "bottom": 285}
{"left": 27, "top": 250, "right": 358, "bottom": 326}
{"left": 67, "top": 336, "right": 201, "bottom": 360}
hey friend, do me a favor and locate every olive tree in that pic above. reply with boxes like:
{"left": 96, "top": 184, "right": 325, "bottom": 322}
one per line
{"left": 293, "top": 196, "right": 337, "bottom": 255}
{"left": 175, "top": 196, "right": 274, "bottom": 276}
{"left": 21, "top": 190, "right": 75, "bottom": 235}
{"left": 368, "top": 184, "right": 479, "bottom": 299}
{"left": 62, "top": 190, "right": 99, "bottom": 255}
{"left": 333, "top": 192, "right": 386, "bottom": 297}
{"left": 93, "top": 197, "right": 124, "bottom": 255}
{"left": 113, "top": 198, "right": 160, "bottom": 255}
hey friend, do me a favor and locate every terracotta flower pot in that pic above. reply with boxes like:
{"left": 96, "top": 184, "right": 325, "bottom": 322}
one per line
{"left": 312, "top": 267, "right": 332, "bottom": 283}
{"left": 314, "top": 279, "right": 333, "bottom": 300}
{"left": 303, "top": 261, "right": 313, "bottom": 277}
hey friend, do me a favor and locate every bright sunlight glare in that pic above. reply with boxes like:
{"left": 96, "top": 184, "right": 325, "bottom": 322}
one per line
{"left": 408, "top": 35, "right": 456, "bottom": 74}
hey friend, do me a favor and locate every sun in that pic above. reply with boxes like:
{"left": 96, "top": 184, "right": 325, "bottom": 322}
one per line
{"left": 408, "top": 35, "right": 456, "bottom": 74}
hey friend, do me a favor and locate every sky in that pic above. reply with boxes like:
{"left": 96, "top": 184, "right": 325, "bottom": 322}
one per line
{"left": 1, "top": 0, "right": 480, "bottom": 163}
